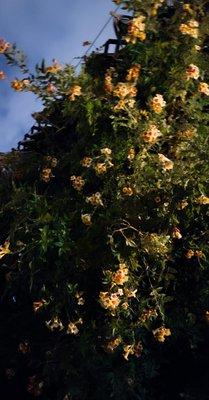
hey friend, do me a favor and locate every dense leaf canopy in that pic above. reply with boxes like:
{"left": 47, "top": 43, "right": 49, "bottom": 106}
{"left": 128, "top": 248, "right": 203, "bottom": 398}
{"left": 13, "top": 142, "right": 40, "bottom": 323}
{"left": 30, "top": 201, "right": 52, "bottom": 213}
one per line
{"left": 0, "top": 1, "right": 209, "bottom": 399}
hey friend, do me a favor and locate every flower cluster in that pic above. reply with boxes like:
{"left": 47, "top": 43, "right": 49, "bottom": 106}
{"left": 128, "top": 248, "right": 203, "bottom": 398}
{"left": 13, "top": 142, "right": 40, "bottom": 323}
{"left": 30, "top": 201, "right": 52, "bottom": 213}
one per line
{"left": 122, "top": 186, "right": 134, "bottom": 196}
{"left": 153, "top": 326, "right": 171, "bottom": 342}
{"left": 172, "top": 227, "right": 182, "bottom": 239}
{"left": 40, "top": 167, "right": 53, "bottom": 183}
{"left": 183, "top": 3, "right": 193, "bottom": 14}
{"left": 113, "top": 82, "right": 137, "bottom": 99}
{"left": 198, "top": 82, "right": 209, "bottom": 96}
{"left": 11, "top": 79, "right": 30, "bottom": 91}
{"left": 75, "top": 291, "right": 85, "bottom": 305}
{"left": 104, "top": 69, "right": 114, "bottom": 93}
{"left": 126, "top": 64, "right": 141, "bottom": 82}
{"left": 150, "top": 94, "right": 166, "bottom": 113}
{"left": 177, "top": 199, "right": 188, "bottom": 210}
{"left": 81, "top": 156, "right": 92, "bottom": 167}
{"left": 158, "top": 153, "right": 174, "bottom": 171}
{"left": 86, "top": 192, "right": 104, "bottom": 206}
{"left": 127, "top": 148, "right": 135, "bottom": 161}
{"left": 0, "top": 38, "right": 10, "bottom": 53}
{"left": 46, "top": 317, "right": 64, "bottom": 331}
{"left": 105, "top": 337, "right": 121, "bottom": 353}
{"left": 196, "top": 195, "right": 209, "bottom": 205}
{"left": 45, "top": 155, "right": 58, "bottom": 168}
{"left": 112, "top": 263, "right": 129, "bottom": 285}
{"left": 150, "top": 0, "right": 165, "bottom": 17}
{"left": 68, "top": 85, "right": 82, "bottom": 101}
{"left": 185, "top": 249, "right": 203, "bottom": 259}
{"left": 33, "top": 299, "right": 46, "bottom": 312}
{"left": 45, "top": 61, "right": 62, "bottom": 74}
{"left": 46, "top": 83, "right": 57, "bottom": 94}
{"left": 0, "top": 241, "right": 11, "bottom": 259}
{"left": 99, "top": 291, "right": 121, "bottom": 313}
{"left": 142, "top": 124, "right": 162, "bottom": 144}
{"left": 186, "top": 64, "right": 200, "bottom": 80}
{"left": 179, "top": 19, "right": 199, "bottom": 39}
{"left": 67, "top": 318, "right": 83, "bottom": 335}
{"left": 70, "top": 175, "right": 85, "bottom": 191}
{"left": 81, "top": 213, "right": 92, "bottom": 226}
{"left": 123, "top": 341, "right": 143, "bottom": 360}
{"left": 125, "top": 15, "right": 146, "bottom": 44}
{"left": 139, "top": 308, "right": 158, "bottom": 324}
{"left": 0, "top": 70, "right": 6, "bottom": 80}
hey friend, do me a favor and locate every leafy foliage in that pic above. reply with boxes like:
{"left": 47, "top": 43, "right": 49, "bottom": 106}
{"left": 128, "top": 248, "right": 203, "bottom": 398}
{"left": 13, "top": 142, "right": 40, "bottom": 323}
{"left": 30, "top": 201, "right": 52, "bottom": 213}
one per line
{"left": 1, "top": 1, "right": 209, "bottom": 399}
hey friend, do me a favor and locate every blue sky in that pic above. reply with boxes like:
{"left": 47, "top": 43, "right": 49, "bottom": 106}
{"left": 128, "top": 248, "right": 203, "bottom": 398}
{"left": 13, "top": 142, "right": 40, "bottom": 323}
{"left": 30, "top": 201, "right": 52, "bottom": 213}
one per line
{"left": 0, "top": 0, "right": 118, "bottom": 152}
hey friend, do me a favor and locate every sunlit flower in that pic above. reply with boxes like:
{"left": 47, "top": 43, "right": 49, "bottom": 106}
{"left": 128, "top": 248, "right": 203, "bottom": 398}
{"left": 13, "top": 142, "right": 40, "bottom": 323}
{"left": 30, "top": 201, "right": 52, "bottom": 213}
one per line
{"left": 150, "top": 94, "right": 166, "bottom": 113}
{"left": 0, "top": 38, "right": 10, "bottom": 53}
{"left": 127, "top": 148, "right": 135, "bottom": 161}
{"left": 48, "top": 156, "right": 58, "bottom": 167}
{"left": 0, "top": 241, "right": 11, "bottom": 259}
{"left": 94, "top": 162, "right": 107, "bottom": 174}
{"left": 104, "top": 71, "right": 113, "bottom": 93}
{"left": 198, "top": 82, "right": 209, "bottom": 96}
{"left": 142, "top": 124, "right": 162, "bottom": 144}
{"left": 139, "top": 308, "right": 158, "bottom": 324}
{"left": 177, "top": 199, "right": 188, "bottom": 210}
{"left": 68, "top": 85, "right": 82, "bottom": 101}
{"left": 113, "top": 82, "right": 137, "bottom": 99}
{"left": 114, "top": 99, "right": 126, "bottom": 110}
{"left": 101, "top": 147, "right": 112, "bottom": 157}
{"left": 40, "top": 167, "right": 53, "bottom": 183}
{"left": 126, "top": 64, "right": 141, "bottom": 82}
{"left": 196, "top": 195, "right": 209, "bottom": 205}
{"left": 185, "top": 249, "right": 194, "bottom": 259}
{"left": 153, "top": 326, "right": 171, "bottom": 342}
{"left": 123, "top": 341, "right": 142, "bottom": 360}
{"left": 194, "top": 250, "right": 203, "bottom": 258}
{"left": 105, "top": 337, "right": 121, "bottom": 352}
{"left": 33, "top": 300, "right": 46, "bottom": 312}
{"left": 172, "top": 227, "right": 182, "bottom": 239}
{"left": 179, "top": 19, "right": 199, "bottom": 38}
{"left": 123, "top": 344, "right": 135, "bottom": 360}
{"left": 0, "top": 71, "right": 6, "bottom": 80}
{"left": 121, "top": 301, "right": 129, "bottom": 309}
{"left": 86, "top": 192, "right": 104, "bottom": 206}
{"left": 158, "top": 153, "right": 174, "bottom": 171}
{"left": 81, "top": 213, "right": 92, "bottom": 226}
{"left": 46, "top": 83, "right": 57, "bottom": 94}
{"left": 122, "top": 186, "right": 134, "bottom": 196}
{"left": 195, "top": 45, "right": 201, "bottom": 51}
{"left": 67, "top": 322, "right": 79, "bottom": 335}
{"left": 70, "top": 175, "right": 85, "bottom": 191}
{"left": 75, "top": 291, "right": 85, "bottom": 305}
{"left": 112, "top": 263, "right": 129, "bottom": 285}
{"left": 81, "top": 156, "right": 92, "bottom": 167}
{"left": 11, "top": 80, "right": 24, "bottom": 91}
{"left": 186, "top": 64, "right": 200, "bottom": 80}
{"left": 46, "top": 317, "right": 64, "bottom": 331}
{"left": 46, "top": 61, "right": 62, "bottom": 74}
{"left": 183, "top": 3, "right": 193, "bottom": 14}
{"left": 99, "top": 291, "right": 121, "bottom": 313}
{"left": 124, "top": 288, "right": 137, "bottom": 298}
{"left": 125, "top": 16, "right": 146, "bottom": 44}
